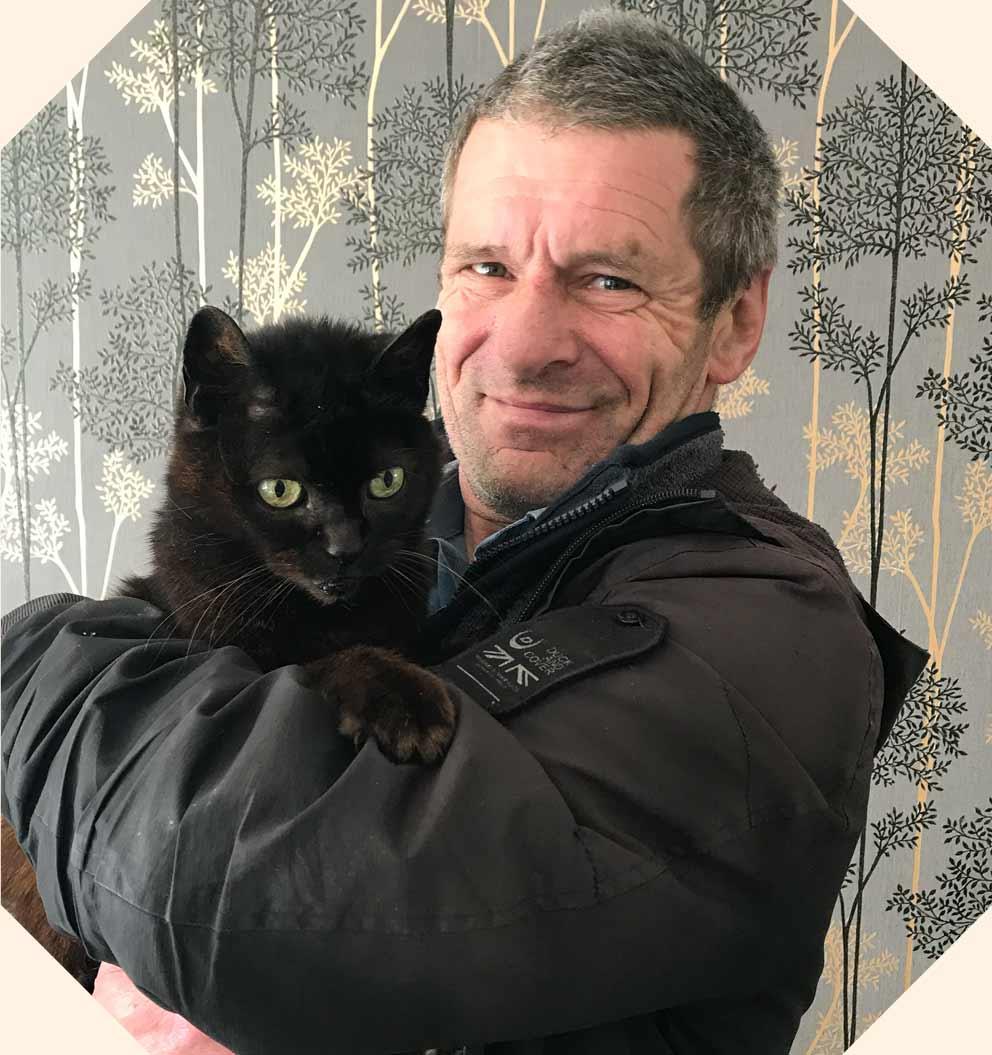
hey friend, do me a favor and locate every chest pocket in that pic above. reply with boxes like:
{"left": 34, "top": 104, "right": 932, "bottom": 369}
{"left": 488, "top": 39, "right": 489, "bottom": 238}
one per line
{"left": 433, "top": 604, "right": 666, "bottom": 718}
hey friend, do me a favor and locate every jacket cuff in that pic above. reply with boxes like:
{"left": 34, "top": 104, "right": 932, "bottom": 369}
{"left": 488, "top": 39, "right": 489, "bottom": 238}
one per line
{"left": 2, "top": 594, "right": 87, "bottom": 637}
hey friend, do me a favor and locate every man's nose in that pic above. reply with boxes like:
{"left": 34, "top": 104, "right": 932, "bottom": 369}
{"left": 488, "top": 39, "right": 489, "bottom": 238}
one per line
{"left": 492, "top": 279, "right": 581, "bottom": 376}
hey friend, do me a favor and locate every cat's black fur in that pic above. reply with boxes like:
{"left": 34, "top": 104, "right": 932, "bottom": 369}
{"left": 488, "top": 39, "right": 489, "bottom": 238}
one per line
{"left": 1, "top": 305, "right": 457, "bottom": 991}
{"left": 129, "top": 309, "right": 440, "bottom": 663}
{"left": 122, "top": 304, "right": 455, "bottom": 759}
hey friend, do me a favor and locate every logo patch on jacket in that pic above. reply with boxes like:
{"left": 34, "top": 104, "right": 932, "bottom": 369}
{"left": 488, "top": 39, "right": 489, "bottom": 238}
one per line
{"left": 435, "top": 604, "right": 667, "bottom": 717}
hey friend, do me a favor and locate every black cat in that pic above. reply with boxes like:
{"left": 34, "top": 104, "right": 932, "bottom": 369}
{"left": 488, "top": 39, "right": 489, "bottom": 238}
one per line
{"left": 123, "top": 304, "right": 455, "bottom": 761}
{"left": 1, "top": 304, "right": 457, "bottom": 989}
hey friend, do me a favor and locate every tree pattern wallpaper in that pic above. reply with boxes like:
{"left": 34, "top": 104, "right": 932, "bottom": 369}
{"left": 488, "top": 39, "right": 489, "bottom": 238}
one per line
{"left": 1, "top": 2, "right": 989, "bottom": 1051}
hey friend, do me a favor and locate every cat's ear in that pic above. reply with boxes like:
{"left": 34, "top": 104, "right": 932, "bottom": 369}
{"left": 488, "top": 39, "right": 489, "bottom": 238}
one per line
{"left": 368, "top": 309, "right": 442, "bottom": 410}
{"left": 181, "top": 306, "right": 251, "bottom": 427}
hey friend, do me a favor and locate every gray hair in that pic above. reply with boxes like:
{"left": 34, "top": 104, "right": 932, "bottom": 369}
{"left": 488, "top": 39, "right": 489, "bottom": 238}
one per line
{"left": 441, "top": 9, "right": 781, "bottom": 321}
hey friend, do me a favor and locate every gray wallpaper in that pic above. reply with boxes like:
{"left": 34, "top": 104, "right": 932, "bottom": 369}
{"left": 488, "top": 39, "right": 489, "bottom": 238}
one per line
{"left": 1, "top": 2, "right": 989, "bottom": 1051}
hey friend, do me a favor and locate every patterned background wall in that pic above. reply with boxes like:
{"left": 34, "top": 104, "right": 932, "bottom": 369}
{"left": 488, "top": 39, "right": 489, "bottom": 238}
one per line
{"left": 1, "top": 1, "right": 989, "bottom": 1051}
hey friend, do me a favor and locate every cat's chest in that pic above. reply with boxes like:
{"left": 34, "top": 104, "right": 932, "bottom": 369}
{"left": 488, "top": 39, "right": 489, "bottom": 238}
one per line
{"left": 242, "top": 584, "right": 423, "bottom": 670}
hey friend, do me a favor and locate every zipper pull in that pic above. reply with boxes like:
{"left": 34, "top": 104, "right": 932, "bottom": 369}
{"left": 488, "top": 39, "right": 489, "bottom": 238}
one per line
{"left": 602, "top": 476, "right": 630, "bottom": 498}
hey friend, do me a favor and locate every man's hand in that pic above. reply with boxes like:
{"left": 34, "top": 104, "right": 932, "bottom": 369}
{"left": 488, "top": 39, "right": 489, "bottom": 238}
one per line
{"left": 94, "top": 965, "right": 234, "bottom": 1055}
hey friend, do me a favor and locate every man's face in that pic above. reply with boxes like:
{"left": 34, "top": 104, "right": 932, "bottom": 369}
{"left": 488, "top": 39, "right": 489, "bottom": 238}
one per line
{"left": 435, "top": 119, "right": 727, "bottom": 520}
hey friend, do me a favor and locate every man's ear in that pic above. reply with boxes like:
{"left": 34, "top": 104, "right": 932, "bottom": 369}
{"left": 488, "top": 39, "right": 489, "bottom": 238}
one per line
{"left": 367, "top": 309, "right": 442, "bottom": 410}
{"left": 705, "top": 268, "right": 771, "bottom": 386}
{"left": 181, "top": 306, "right": 251, "bottom": 427}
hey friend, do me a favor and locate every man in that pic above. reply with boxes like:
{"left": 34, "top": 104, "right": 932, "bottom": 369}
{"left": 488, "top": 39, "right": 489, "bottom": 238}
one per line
{"left": 2, "top": 11, "right": 927, "bottom": 1055}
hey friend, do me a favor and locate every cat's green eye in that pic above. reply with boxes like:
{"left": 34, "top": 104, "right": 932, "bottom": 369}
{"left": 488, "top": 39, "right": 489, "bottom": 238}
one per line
{"left": 257, "top": 478, "right": 304, "bottom": 508}
{"left": 368, "top": 467, "right": 405, "bottom": 499}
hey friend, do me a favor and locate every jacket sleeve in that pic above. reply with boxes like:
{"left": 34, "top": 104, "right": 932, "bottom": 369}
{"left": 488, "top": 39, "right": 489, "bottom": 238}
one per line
{"left": 1, "top": 573, "right": 883, "bottom": 1055}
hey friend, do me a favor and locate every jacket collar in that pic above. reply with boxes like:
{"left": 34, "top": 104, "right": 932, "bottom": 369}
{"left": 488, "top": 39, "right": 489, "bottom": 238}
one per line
{"left": 427, "top": 410, "right": 725, "bottom": 547}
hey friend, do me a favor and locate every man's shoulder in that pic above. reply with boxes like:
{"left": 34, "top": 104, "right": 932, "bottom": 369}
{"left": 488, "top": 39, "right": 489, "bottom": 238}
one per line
{"left": 713, "top": 448, "right": 852, "bottom": 573}
{"left": 588, "top": 476, "right": 858, "bottom": 613}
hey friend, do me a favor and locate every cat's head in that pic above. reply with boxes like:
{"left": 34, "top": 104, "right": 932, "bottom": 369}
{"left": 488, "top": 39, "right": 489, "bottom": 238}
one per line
{"left": 171, "top": 305, "right": 443, "bottom": 606}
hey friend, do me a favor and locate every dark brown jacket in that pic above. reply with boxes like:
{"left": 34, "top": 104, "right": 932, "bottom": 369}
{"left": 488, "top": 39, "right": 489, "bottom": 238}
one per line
{"left": 1, "top": 411, "right": 928, "bottom": 1054}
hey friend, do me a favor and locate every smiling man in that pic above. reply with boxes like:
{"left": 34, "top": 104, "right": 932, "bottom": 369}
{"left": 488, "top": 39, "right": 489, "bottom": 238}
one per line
{"left": 435, "top": 116, "right": 768, "bottom": 553}
{"left": 2, "top": 11, "right": 928, "bottom": 1055}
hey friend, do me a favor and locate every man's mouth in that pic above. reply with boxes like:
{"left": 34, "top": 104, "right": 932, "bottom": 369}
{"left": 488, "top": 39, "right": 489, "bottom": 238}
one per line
{"left": 490, "top": 396, "right": 593, "bottom": 414}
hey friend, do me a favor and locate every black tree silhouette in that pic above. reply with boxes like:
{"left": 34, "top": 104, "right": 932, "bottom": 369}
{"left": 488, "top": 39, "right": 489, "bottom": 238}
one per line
{"left": 787, "top": 71, "right": 991, "bottom": 604}
{"left": 345, "top": 75, "right": 477, "bottom": 277}
{"left": 918, "top": 291, "right": 992, "bottom": 461}
{"left": 343, "top": 74, "right": 478, "bottom": 417}
{"left": 887, "top": 799, "right": 992, "bottom": 959}
{"left": 53, "top": 260, "right": 207, "bottom": 464}
{"left": 786, "top": 66, "right": 991, "bottom": 1046}
{"left": 614, "top": 0, "right": 819, "bottom": 105}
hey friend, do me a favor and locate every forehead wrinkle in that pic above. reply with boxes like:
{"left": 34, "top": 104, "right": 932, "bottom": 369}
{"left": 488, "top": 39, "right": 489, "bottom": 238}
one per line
{"left": 448, "top": 190, "right": 685, "bottom": 270}
{"left": 459, "top": 170, "right": 691, "bottom": 217}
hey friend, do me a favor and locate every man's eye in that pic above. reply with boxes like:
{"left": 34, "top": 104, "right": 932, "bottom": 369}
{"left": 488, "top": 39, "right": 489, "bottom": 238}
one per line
{"left": 592, "top": 275, "right": 636, "bottom": 292}
{"left": 471, "top": 262, "right": 507, "bottom": 277}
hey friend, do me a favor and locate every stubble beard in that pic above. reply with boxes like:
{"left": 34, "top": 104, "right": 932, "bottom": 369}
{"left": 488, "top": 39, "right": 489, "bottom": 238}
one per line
{"left": 462, "top": 454, "right": 551, "bottom": 523}
{"left": 454, "top": 419, "right": 612, "bottom": 523}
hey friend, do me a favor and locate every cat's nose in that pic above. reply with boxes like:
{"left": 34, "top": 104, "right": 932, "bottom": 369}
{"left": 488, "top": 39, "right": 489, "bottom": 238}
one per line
{"left": 323, "top": 522, "right": 363, "bottom": 564}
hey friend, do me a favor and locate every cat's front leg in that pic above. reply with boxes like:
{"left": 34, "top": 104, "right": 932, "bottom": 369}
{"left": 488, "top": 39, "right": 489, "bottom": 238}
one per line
{"left": 307, "top": 648, "right": 457, "bottom": 765}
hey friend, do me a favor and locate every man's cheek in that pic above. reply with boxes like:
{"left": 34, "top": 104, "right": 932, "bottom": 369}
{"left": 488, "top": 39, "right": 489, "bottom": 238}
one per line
{"left": 437, "top": 327, "right": 489, "bottom": 394}
{"left": 443, "top": 279, "right": 504, "bottom": 315}
{"left": 435, "top": 343, "right": 468, "bottom": 396}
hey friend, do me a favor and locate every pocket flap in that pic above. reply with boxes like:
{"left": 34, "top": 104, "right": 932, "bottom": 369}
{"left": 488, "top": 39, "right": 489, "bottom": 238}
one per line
{"left": 435, "top": 604, "right": 667, "bottom": 717}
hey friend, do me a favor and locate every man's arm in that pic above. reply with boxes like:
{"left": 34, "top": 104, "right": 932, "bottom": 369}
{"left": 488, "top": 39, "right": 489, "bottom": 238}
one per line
{"left": 2, "top": 575, "right": 884, "bottom": 1055}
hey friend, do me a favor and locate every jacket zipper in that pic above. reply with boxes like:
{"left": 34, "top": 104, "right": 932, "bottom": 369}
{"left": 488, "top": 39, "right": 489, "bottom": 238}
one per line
{"left": 514, "top": 486, "right": 715, "bottom": 622}
{"left": 448, "top": 477, "right": 633, "bottom": 596}
{"left": 486, "top": 476, "right": 632, "bottom": 552}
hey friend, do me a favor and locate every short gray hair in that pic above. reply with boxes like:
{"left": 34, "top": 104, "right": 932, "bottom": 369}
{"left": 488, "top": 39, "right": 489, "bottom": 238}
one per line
{"left": 441, "top": 9, "right": 781, "bottom": 321}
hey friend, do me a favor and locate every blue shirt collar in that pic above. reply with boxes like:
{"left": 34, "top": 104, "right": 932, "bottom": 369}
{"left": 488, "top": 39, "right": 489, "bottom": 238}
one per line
{"left": 425, "top": 461, "right": 546, "bottom": 614}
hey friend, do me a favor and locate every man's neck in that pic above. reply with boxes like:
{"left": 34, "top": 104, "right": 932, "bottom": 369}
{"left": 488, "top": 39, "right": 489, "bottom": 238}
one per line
{"left": 461, "top": 492, "right": 511, "bottom": 560}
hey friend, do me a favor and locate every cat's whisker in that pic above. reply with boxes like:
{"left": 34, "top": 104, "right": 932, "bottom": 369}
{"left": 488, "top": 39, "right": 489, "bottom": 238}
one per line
{"left": 381, "top": 567, "right": 419, "bottom": 619}
{"left": 390, "top": 564, "right": 432, "bottom": 609}
{"left": 140, "top": 557, "right": 265, "bottom": 656}
{"left": 389, "top": 554, "right": 438, "bottom": 594}
{"left": 394, "top": 548, "right": 500, "bottom": 617}
{"left": 207, "top": 585, "right": 261, "bottom": 649}
{"left": 187, "top": 578, "right": 256, "bottom": 661}
{"left": 378, "top": 571, "right": 403, "bottom": 609}
{"left": 165, "top": 495, "right": 196, "bottom": 520}
{"left": 206, "top": 569, "right": 285, "bottom": 650}
{"left": 149, "top": 559, "right": 262, "bottom": 634}
{"left": 181, "top": 532, "right": 229, "bottom": 548}
{"left": 212, "top": 563, "right": 299, "bottom": 643}
{"left": 213, "top": 572, "right": 293, "bottom": 645}
{"left": 218, "top": 582, "right": 280, "bottom": 645}
{"left": 208, "top": 567, "right": 277, "bottom": 648}
{"left": 182, "top": 565, "right": 273, "bottom": 661}
{"left": 265, "top": 578, "right": 298, "bottom": 625}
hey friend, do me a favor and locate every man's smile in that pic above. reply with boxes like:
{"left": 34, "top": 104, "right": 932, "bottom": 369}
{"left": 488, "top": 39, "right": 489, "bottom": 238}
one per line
{"left": 486, "top": 395, "right": 596, "bottom": 428}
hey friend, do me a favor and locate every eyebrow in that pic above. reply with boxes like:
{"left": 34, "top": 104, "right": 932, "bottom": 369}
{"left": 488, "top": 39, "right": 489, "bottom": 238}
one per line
{"left": 442, "top": 243, "right": 508, "bottom": 268}
{"left": 442, "top": 241, "right": 661, "bottom": 275}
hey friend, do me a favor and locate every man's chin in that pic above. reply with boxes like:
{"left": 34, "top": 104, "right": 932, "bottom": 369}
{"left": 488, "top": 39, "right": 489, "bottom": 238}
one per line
{"left": 469, "top": 454, "right": 589, "bottom": 518}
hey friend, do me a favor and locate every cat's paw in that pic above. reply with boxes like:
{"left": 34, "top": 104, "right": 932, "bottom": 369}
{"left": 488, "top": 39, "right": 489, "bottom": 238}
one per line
{"left": 316, "top": 647, "right": 457, "bottom": 765}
